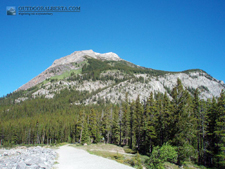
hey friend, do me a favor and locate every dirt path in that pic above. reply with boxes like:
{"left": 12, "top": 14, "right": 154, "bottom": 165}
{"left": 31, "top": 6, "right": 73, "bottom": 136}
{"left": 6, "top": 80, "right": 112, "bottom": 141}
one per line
{"left": 53, "top": 145, "right": 134, "bottom": 169}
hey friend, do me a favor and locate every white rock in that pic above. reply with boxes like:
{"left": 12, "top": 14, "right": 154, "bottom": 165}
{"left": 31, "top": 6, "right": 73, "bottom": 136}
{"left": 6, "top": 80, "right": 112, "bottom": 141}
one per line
{"left": 51, "top": 50, "right": 122, "bottom": 68}
{"left": 3, "top": 152, "right": 8, "bottom": 156}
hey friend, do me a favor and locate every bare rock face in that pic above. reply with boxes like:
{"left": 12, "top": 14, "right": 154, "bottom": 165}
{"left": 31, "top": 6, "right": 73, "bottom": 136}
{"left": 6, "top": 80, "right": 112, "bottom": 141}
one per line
{"left": 15, "top": 97, "right": 28, "bottom": 103}
{"left": 50, "top": 50, "right": 122, "bottom": 69}
{"left": 79, "top": 71, "right": 224, "bottom": 104}
{"left": 32, "top": 89, "right": 49, "bottom": 98}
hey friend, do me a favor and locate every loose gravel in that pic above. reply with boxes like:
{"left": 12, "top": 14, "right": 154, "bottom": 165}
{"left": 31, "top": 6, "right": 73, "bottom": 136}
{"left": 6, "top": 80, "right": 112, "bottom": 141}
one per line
{"left": 0, "top": 146, "right": 57, "bottom": 169}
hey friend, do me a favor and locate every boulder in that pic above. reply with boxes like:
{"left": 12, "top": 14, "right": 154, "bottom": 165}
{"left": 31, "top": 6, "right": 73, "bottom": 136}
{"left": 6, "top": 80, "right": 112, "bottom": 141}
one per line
{"left": 16, "top": 162, "right": 26, "bottom": 169}
{"left": 3, "top": 152, "right": 8, "bottom": 156}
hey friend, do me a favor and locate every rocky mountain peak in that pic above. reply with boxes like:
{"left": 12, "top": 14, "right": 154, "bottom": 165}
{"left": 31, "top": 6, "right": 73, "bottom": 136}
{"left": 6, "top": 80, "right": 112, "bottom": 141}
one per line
{"left": 17, "top": 50, "right": 122, "bottom": 91}
{"left": 50, "top": 50, "right": 122, "bottom": 69}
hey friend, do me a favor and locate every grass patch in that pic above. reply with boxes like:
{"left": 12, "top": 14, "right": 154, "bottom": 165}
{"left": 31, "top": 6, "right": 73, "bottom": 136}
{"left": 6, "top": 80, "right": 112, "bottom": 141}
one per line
{"left": 164, "top": 162, "right": 180, "bottom": 169}
{"left": 182, "top": 161, "right": 209, "bottom": 169}
{"left": 87, "top": 150, "right": 137, "bottom": 167}
{"left": 50, "top": 69, "right": 82, "bottom": 80}
{"left": 55, "top": 142, "right": 69, "bottom": 147}
{"left": 77, "top": 60, "right": 89, "bottom": 67}
{"left": 123, "top": 146, "right": 137, "bottom": 154}
{"left": 73, "top": 143, "right": 149, "bottom": 168}
{"left": 87, "top": 150, "right": 124, "bottom": 160}
{"left": 74, "top": 143, "right": 126, "bottom": 153}
{"left": 163, "top": 161, "right": 210, "bottom": 169}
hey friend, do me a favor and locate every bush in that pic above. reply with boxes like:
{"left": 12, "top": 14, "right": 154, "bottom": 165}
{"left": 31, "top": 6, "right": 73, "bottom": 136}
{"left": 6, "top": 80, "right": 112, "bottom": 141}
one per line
{"left": 177, "top": 143, "right": 196, "bottom": 162}
{"left": 123, "top": 146, "right": 137, "bottom": 154}
{"left": 130, "top": 152, "right": 142, "bottom": 169}
{"left": 159, "top": 143, "right": 178, "bottom": 163}
{"left": 146, "top": 143, "right": 178, "bottom": 169}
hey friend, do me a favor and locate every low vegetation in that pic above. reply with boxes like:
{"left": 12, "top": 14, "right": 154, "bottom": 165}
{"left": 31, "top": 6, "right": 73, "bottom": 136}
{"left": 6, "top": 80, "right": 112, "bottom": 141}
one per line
{"left": 69, "top": 143, "right": 207, "bottom": 169}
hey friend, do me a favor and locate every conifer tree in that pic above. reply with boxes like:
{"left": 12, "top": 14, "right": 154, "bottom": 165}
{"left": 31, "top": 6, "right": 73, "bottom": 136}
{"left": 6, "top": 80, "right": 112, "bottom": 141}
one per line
{"left": 77, "top": 110, "right": 85, "bottom": 143}
{"left": 112, "top": 107, "right": 120, "bottom": 145}
{"left": 129, "top": 101, "right": 136, "bottom": 149}
{"left": 145, "top": 92, "right": 157, "bottom": 154}
{"left": 215, "top": 90, "right": 225, "bottom": 168}
{"left": 206, "top": 97, "right": 219, "bottom": 167}
{"left": 81, "top": 116, "right": 90, "bottom": 144}
{"left": 162, "top": 92, "right": 173, "bottom": 143}
{"left": 134, "top": 95, "right": 144, "bottom": 151}
{"left": 155, "top": 93, "right": 164, "bottom": 146}
{"left": 122, "top": 92, "right": 131, "bottom": 145}
{"left": 193, "top": 88, "right": 202, "bottom": 164}
{"left": 171, "top": 79, "right": 195, "bottom": 163}
{"left": 0, "top": 121, "right": 3, "bottom": 146}
{"left": 89, "top": 109, "right": 98, "bottom": 143}
{"left": 101, "top": 109, "right": 111, "bottom": 144}
{"left": 194, "top": 89, "right": 208, "bottom": 165}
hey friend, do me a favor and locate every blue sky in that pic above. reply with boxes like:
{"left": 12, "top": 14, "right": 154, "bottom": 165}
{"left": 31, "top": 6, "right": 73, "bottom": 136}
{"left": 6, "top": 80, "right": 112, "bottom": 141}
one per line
{"left": 0, "top": 0, "right": 225, "bottom": 97}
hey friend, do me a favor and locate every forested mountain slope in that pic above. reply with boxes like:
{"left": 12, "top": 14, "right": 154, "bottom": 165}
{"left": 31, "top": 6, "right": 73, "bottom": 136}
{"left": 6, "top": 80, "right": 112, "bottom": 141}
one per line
{"left": 0, "top": 79, "right": 225, "bottom": 168}
{"left": 9, "top": 50, "right": 225, "bottom": 104}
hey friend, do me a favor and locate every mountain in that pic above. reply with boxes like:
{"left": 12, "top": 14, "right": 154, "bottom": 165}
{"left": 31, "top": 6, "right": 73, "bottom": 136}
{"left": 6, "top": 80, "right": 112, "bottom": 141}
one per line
{"left": 12, "top": 50, "right": 225, "bottom": 104}
{"left": 17, "top": 50, "right": 122, "bottom": 91}
{"left": 1, "top": 50, "right": 225, "bottom": 168}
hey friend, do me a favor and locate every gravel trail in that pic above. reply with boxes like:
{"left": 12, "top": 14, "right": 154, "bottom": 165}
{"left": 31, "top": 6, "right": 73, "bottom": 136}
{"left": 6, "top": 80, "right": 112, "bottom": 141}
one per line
{"left": 54, "top": 145, "right": 134, "bottom": 169}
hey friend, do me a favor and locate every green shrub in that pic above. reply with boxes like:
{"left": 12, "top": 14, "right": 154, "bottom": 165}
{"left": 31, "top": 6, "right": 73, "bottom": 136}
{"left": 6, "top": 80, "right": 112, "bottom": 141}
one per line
{"left": 124, "top": 158, "right": 135, "bottom": 166}
{"left": 123, "top": 145, "right": 137, "bottom": 154}
{"left": 177, "top": 143, "right": 196, "bottom": 163}
{"left": 146, "top": 143, "right": 178, "bottom": 169}
{"left": 159, "top": 143, "right": 178, "bottom": 163}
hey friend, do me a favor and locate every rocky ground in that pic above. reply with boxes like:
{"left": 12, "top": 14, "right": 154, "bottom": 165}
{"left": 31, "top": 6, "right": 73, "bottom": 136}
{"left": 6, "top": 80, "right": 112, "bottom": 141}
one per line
{"left": 0, "top": 145, "right": 134, "bottom": 169}
{"left": 0, "top": 146, "right": 57, "bottom": 169}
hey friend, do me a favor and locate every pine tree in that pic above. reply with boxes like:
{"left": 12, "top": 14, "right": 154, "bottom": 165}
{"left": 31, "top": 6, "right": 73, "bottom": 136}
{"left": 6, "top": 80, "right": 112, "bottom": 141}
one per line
{"left": 215, "top": 90, "right": 225, "bottom": 168}
{"left": 112, "top": 107, "right": 120, "bottom": 145}
{"left": 89, "top": 109, "right": 98, "bottom": 143}
{"left": 154, "top": 92, "right": 172, "bottom": 146}
{"left": 200, "top": 100, "right": 208, "bottom": 165}
{"left": 81, "top": 116, "right": 90, "bottom": 144}
{"left": 122, "top": 92, "right": 131, "bottom": 145}
{"left": 77, "top": 110, "right": 85, "bottom": 143}
{"left": 0, "top": 121, "right": 3, "bottom": 146}
{"left": 145, "top": 92, "right": 157, "bottom": 154}
{"left": 162, "top": 92, "right": 173, "bottom": 143}
{"left": 206, "top": 97, "right": 219, "bottom": 167}
{"left": 193, "top": 88, "right": 202, "bottom": 164}
{"left": 171, "top": 79, "right": 195, "bottom": 163}
{"left": 129, "top": 101, "right": 136, "bottom": 149}
{"left": 134, "top": 95, "right": 144, "bottom": 151}
{"left": 193, "top": 89, "right": 208, "bottom": 165}
{"left": 155, "top": 93, "right": 164, "bottom": 146}
{"left": 101, "top": 109, "right": 111, "bottom": 144}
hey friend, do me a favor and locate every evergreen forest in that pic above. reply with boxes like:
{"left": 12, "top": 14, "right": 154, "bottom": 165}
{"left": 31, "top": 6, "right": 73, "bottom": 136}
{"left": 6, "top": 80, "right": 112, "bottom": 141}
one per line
{"left": 0, "top": 79, "right": 224, "bottom": 168}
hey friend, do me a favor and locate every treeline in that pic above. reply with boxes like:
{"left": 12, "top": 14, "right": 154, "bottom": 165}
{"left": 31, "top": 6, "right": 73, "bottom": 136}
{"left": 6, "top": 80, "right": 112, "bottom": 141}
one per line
{"left": 0, "top": 79, "right": 224, "bottom": 168}
{"left": 81, "top": 58, "right": 170, "bottom": 80}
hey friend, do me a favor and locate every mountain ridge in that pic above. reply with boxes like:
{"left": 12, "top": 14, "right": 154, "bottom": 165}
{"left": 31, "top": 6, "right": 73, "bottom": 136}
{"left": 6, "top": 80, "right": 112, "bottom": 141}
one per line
{"left": 13, "top": 50, "right": 225, "bottom": 104}
{"left": 17, "top": 50, "right": 122, "bottom": 91}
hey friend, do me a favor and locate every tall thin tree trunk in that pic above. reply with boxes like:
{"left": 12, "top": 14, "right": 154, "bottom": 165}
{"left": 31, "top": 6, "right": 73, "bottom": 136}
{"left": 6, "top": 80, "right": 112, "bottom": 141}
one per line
{"left": 79, "top": 123, "right": 83, "bottom": 143}
{"left": 107, "top": 132, "right": 109, "bottom": 144}
{"left": 119, "top": 121, "right": 122, "bottom": 146}
{"left": 198, "top": 131, "right": 200, "bottom": 164}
